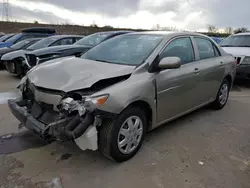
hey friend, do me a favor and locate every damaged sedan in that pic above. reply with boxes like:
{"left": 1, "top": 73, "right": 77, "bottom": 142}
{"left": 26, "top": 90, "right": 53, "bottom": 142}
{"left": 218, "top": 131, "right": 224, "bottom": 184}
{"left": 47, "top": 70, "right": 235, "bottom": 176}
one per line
{"left": 8, "top": 31, "right": 236, "bottom": 162}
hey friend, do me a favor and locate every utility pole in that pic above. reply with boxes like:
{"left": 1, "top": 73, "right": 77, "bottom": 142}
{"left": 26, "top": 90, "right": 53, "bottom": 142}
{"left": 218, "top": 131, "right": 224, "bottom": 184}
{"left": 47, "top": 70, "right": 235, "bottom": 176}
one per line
{"left": 2, "top": 0, "right": 11, "bottom": 21}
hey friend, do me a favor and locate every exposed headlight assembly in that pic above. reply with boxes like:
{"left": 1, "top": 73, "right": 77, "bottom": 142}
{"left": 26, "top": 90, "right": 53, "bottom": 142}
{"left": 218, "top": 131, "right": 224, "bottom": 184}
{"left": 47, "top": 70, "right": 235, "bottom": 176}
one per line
{"left": 241, "top": 56, "right": 250, "bottom": 65}
{"left": 84, "top": 94, "right": 109, "bottom": 111}
{"left": 59, "top": 94, "right": 109, "bottom": 115}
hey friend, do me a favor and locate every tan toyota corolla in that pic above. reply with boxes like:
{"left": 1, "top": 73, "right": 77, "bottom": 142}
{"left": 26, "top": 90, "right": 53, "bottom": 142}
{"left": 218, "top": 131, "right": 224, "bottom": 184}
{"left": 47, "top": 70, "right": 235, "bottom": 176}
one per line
{"left": 8, "top": 31, "right": 236, "bottom": 162}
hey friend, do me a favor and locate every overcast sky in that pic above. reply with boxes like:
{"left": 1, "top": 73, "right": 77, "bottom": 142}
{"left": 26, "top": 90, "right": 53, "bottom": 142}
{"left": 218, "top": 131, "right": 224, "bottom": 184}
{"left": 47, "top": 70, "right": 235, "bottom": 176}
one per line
{"left": 5, "top": 0, "right": 250, "bottom": 31}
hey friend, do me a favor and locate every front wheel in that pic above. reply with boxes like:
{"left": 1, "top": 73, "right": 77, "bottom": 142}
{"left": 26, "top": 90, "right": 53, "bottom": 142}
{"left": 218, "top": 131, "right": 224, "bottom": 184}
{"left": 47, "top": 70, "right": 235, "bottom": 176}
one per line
{"left": 98, "top": 106, "right": 147, "bottom": 162}
{"left": 211, "top": 79, "right": 230, "bottom": 110}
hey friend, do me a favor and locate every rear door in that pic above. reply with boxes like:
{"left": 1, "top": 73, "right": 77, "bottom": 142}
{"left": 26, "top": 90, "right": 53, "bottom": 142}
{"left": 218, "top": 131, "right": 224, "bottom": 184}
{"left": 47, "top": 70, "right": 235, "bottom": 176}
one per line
{"left": 192, "top": 36, "right": 225, "bottom": 104}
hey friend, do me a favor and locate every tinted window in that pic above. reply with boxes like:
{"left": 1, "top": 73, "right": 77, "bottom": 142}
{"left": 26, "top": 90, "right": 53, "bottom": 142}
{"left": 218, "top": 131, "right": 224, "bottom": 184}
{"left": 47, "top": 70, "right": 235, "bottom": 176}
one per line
{"left": 75, "top": 33, "right": 112, "bottom": 46}
{"left": 27, "top": 37, "right": 58, "bottom": 50}
{"left": 51, "top": 38, "right": 74, "bottom": 46}
{"left": 15, "top": 35, "right": 35, "bottom": 43}
{"left": 160, "top": 37, "right": 195, "bottom": 64}
{"left": 82, "top": 34, "right": 163, "bottom": 66}
{"left": 11, "top": 40, "right": 32, "bottom": 49}
{"left": 220, "top": 35, "right": 250, "bottom": 47}
{"left": 194, "top": 37, "right": 217, "bottom": 59}
{"left": 5, "top": 33, "right": 23, "bottom": 43}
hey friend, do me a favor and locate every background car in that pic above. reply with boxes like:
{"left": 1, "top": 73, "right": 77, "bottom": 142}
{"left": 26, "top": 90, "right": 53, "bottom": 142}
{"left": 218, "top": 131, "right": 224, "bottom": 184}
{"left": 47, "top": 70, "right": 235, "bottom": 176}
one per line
{"left": 8, "top": 31, "right": 236, "bottom": 162}
{"left": 24, "top": 30, "right": 133, "bottom": 69}
{"left": 2, "top": 35, "right": 84, "bottom": 76}
{"left": 220, "top": 32, "right": 250, "bottom": 80}
{"left": 0, "top": 33, "right": 15, "bottom": 42}
{"left": 0, "top": 27, "right": 56, "bottom": 48}
{"left": 0, "top": 38, "right": 42, "bottom": 69}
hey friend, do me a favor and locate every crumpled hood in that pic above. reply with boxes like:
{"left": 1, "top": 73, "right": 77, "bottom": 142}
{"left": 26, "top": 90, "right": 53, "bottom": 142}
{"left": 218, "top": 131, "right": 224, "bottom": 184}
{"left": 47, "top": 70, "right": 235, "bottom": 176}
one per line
{"left": 1, "top": 49, "right": 29, "bottom": 61}
{"left": 222, "top": 47, "right": 250, "bottom": 56}
{"left": 27, "top": 57, "right": 135, "bottom": 92}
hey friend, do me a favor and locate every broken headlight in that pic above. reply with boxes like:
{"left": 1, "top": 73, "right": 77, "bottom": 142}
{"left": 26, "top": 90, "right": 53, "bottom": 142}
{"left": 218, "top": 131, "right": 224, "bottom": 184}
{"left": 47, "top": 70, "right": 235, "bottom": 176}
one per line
{"left": 60, "top": 97, "right": 86, "bottom": 116}
{"left": 84, "top": 94, "right": 109, "bottom": 111}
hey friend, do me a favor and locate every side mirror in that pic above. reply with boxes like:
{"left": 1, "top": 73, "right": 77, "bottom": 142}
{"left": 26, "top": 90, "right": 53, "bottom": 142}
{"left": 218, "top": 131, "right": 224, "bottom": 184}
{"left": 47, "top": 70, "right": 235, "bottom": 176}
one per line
{"left": 158, "top": 57, "right": 181, "bottom": 69}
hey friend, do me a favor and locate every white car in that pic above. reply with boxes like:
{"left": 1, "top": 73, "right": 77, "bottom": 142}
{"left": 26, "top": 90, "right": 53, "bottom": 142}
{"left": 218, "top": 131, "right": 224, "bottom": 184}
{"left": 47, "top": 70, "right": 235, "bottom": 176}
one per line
{"left": 221, "top": 33, "right": 250, "bottom": 80}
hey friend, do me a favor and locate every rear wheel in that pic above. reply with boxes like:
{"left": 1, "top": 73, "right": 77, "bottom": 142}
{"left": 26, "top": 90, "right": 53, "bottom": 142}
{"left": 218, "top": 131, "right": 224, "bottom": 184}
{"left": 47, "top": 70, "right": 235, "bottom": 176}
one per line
{"left": 98, "top": 106, "right": 147, "bottom": 162}
{"left": 211, "top": 79, "right": 230, "bottom": 110}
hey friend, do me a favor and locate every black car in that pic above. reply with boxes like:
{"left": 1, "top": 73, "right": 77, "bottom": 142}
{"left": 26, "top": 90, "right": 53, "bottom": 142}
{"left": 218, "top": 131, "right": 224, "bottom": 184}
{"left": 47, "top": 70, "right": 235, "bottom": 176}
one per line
{"left": 2, "top": 35, "right": 84, "bottom": 76}
{"left": 24, "top": 31, "right": 133, "bottom": 72}
{"left": 0, "top": 38, "right": 42, "bottom": 69}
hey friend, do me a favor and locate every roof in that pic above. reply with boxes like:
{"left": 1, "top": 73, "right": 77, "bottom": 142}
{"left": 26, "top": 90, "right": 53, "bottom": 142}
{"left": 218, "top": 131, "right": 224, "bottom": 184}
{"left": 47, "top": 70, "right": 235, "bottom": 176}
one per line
{"left": 126, "top": 30, "right": 208, "bottom": 37}
{"left": 46, "top": 35, "right": 84, "bottom": 39}
{"left": 234, "top": 32, "right": 250, "bottom": 36}
{"left": 95, "top": 30, "right": 134, "bottom": 35}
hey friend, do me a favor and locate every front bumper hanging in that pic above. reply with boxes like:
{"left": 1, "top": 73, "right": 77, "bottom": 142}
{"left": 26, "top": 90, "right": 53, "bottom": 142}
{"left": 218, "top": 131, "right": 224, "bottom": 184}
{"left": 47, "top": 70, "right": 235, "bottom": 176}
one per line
{"left": 8, "top": 99, "right": 94, "bottom": 141}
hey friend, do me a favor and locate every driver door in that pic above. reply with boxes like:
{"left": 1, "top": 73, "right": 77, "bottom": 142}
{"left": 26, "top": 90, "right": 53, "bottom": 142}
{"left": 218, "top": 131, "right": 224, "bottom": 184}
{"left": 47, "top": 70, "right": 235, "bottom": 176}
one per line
{"left": 156, "top": 36, "right": 202, "bottom": 124}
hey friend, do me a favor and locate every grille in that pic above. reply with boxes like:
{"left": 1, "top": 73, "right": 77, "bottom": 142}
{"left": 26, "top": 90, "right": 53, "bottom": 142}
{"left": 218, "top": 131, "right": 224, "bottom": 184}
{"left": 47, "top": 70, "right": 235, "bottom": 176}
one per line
{"left": 30, "top": 100, "right": 59, "bottom": 125}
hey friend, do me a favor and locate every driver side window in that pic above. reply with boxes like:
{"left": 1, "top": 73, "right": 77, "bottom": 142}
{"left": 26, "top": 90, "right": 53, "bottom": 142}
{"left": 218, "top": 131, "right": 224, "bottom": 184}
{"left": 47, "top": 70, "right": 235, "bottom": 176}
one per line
{"left": 159, "top": 37, "right": 195, "bottom": 64}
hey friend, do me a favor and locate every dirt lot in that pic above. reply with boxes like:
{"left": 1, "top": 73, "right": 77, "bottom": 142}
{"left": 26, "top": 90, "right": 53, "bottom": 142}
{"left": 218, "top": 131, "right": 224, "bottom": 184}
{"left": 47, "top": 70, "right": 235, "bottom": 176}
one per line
{"left": 0, "top": 70, "right": 250, "bottom": 188}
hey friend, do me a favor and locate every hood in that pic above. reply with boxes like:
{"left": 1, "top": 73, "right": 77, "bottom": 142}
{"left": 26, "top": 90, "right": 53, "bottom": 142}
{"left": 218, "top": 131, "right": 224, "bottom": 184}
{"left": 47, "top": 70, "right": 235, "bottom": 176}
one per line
{"left": 1, "top": 49, "right": 28, "bottom": 61}
{"left": 27, "top": 57, "right": 135, "bottom": 92}
{"left": 221, "top": 47, "right": 250, "bottom": 56}
{"left": 28, "top": 44, "right": 91, "bottom": 57}
{"left": 0, "top": 47, "right": 13, "bottom": 56}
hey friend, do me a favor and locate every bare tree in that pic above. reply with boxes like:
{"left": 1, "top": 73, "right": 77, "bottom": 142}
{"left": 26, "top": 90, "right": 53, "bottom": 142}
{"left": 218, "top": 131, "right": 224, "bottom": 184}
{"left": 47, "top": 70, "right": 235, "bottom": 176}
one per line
{"left": 152, "top": 24, "right": 177, "bottom": 31}
{"left": 225, "top": 27, "right": 233, "bottom": 34}
{"left": 234, "top": 27, "right": 249, "bottom": 34}
{"left": 207, "top": 25, "right": 218, "bottom": 33}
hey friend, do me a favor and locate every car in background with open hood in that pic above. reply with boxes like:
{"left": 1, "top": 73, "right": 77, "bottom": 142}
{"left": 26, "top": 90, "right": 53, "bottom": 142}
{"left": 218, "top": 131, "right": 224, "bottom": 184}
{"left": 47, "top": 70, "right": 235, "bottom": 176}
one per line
{"left": 1, "top": 35, "right": 83, "bottom": 76}
{"left": 24, "top": 30, "right": 133, "bottom": 72}
{"left": 0, "top": 38, "right": 42, "bottom": 69}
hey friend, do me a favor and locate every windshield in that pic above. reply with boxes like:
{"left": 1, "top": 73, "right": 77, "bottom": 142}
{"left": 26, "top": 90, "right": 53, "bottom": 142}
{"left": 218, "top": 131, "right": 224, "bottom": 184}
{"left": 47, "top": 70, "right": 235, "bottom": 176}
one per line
{"left": 74, "top": 32, "right": 112, "bottom": 46}
{"left": 11, "top": 40, "right": 32, "bottom": 49}
{"left": 82, "top": 34, "right": 163, "bottom": 66}
{"left": 0, "top": 34, "right": 14, "bottom": 42}
{"left": 220, "top": 35, "right": 250, "bottom": 47}
{"left": 27, "top": 37, "right": 57, "bottom": 50}
{"left": 4, "top": 33, "right": 22, "bottom": 44}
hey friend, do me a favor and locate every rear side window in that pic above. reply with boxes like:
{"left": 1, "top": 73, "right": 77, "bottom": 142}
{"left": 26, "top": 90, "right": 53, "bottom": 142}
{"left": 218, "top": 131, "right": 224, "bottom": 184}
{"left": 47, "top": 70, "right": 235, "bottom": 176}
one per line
{"left": 51, "top": 38, "right": 74, "bottom": 46}
{"left": 160, "top": 37, "right": 195, "bottom": 64}
{"left": 194, "top": 37, "right": 220, "bottom": 60}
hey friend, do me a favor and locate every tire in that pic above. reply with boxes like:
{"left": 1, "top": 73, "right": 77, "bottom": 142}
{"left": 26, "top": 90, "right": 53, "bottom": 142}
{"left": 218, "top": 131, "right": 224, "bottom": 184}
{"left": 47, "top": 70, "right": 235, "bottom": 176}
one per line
{"left": 211, "top": 79, "right": 230, "bottom": 110}
{"left": 98, "top": 106, "right": 147, "bottom": 162}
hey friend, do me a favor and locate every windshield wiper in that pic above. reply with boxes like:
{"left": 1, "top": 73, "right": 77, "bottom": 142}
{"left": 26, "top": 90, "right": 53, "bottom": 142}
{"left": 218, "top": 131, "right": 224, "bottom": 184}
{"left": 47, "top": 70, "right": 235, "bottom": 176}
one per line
{"left": 93, "top": 59, "right": 113, "bottom": 63}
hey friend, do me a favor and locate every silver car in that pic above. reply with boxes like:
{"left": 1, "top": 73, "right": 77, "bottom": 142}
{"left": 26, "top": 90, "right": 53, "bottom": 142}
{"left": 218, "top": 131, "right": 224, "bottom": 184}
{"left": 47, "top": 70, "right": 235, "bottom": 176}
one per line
{"left": 8, "top": 31, "right": 236, "bottom": 162}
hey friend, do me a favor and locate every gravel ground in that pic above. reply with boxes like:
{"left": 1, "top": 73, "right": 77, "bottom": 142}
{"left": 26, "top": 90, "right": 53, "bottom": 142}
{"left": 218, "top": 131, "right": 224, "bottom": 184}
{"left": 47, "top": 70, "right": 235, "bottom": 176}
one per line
{"left": 0, "top": 70, "right": 250, "bottom": 188}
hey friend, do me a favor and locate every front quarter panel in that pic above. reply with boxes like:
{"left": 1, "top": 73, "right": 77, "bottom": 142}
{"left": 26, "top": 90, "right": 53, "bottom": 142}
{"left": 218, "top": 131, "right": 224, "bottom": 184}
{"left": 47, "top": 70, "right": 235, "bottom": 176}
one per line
{"left": 94, "top": 70, "right": 157, "bottom": 126}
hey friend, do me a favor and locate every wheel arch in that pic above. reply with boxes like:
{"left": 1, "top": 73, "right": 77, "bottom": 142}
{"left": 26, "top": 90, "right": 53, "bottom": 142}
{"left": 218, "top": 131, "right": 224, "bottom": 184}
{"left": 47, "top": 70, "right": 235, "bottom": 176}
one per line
{"left": 124, "top": 100, "right": 153, "bottom": 131}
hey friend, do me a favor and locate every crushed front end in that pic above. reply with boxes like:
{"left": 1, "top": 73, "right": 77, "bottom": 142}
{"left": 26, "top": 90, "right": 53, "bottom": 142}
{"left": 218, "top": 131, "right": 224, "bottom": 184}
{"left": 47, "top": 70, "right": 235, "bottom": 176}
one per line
{"left": 8, "top": 77, "right": 109, "bottom": 151}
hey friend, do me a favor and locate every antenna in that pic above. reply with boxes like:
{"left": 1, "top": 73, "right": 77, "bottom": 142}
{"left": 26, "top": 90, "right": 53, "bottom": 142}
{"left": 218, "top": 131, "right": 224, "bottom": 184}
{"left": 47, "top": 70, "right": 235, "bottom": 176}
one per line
{"left": 2, "top": 0, "right": 11, "bottom": 21}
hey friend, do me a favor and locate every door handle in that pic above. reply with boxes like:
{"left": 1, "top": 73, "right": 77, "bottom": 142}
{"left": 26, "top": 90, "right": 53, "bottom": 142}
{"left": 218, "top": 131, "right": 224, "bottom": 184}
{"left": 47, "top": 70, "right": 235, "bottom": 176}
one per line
{"left": 219, "top": 61, "right": 224, "bottom": 66}
{"left": 193, "top": 68, "right": 200, "bottom": 74}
